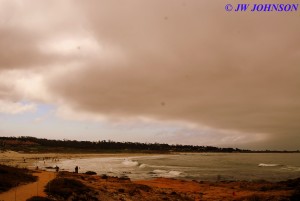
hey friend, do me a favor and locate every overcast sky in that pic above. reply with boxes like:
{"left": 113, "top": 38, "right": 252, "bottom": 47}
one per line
{"left": 0, "top": 0, "right": 299, "bottom": 150}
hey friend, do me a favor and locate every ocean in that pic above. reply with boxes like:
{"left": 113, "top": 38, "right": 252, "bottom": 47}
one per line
{"left": 37, "top": 153, "right": 300, "bottom": 181}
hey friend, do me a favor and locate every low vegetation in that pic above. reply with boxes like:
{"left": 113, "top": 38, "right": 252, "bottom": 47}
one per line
{"left": 1, "top": 166, "right": 298, "bottom": 201}
{"left": 0, "top": 136, "right": 254, "bottom": 153}
{"left": 0, "top": 164, "right": 37, "bottom": 193}
{"left": 85, "top": 171, "right": 97, "bottom": 175}
{"left": 26, "top": 196, "right": 53, "bottom": 201}
{"left": 2, "top": 136, "right": 299, "bottom": 153}
{"left": 44, "top": 177, "right": 98, "bottom": 200}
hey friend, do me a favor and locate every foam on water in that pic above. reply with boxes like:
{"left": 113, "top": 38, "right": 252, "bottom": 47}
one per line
{"left": 139, "top": 164, "right": 147, "bottom": 168}
{"left": 122, "top": 159, "right": 139, "bottom": 167}
{"left": 281, "top": 166, "right": 300, "bottom": 172}
{"left": 169, "top": 170, "right": 182, "bottom": 176}
{"left": 258, "top": 163, "right": 280, "bottom": 167}
{"left": 153, "top": 169, "right": 167, "bottom": 174}
{"left": 36, "top": 153, "right": 300, "bottom": 181}
{"left": 151, "top": 169, "right": 183, "bottom": 178}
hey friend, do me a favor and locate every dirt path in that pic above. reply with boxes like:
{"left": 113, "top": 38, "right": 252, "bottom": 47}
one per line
{"left": 0, "top": 171, "right": 56, "bottom": 201}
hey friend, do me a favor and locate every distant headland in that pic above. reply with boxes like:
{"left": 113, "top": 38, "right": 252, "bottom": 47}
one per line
{"left": 0, "top": 136, "right": 299, "bottom": 153}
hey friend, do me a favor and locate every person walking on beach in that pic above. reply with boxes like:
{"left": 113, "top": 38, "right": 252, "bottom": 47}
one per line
{"left": 75, "top": 166, "right": 79, "bottom": 173}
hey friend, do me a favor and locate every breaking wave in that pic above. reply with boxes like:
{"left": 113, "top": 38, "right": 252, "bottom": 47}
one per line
{"left": 122, "top": 159, "right": 139, "bottom": 167}
{"left": 139, "top": 164, "right": 147, "bottom": 168}
{"left": 281, "top": 166, "right": 300, "bottom": 171}
{"left": 258, "top": 163, "right": 280, "bottom": 167}
{"left": 150, "top": 169, "right": 183, "bottom": 178}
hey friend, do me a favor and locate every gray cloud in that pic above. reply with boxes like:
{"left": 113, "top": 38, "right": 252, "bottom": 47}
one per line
{"left": 49, "top": 1, "right": 300, "bottom": 149}
{"left": 0, "top": 0, "right": 87, "bottom": 70}
{"left": 1, "top": 0, "right": 300, "bottom": 149}
{"left": 0, "top": 26, "right": 57, "bottom": 69}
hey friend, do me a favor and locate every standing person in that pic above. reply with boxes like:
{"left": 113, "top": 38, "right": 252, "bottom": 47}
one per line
{"left": 75, "top": 166, "right": 79, "bottom": 173}
{"left": 55, "top": 165, "right": 59, "bottom": 172}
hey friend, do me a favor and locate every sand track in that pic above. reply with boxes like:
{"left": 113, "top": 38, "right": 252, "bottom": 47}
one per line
{"left": 0, "top": 171, "right": 56, "bottom": 201}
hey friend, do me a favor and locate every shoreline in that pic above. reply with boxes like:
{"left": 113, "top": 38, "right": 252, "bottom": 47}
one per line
{"left": 11, "top": 170, "right": 300, "bottom": 200}
{"left": 0, "top": 157, "right": 299, "bottom": 200}
{"left": 2, "top": 151, "right": 300, "bottom": 183}
{"left": 0, "top": 150, "right": 161, "bottom": 168}
{"left": 1, "top": 169, "right": 297, "bottom": 201}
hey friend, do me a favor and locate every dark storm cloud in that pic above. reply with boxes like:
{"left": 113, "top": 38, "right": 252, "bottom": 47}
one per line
{"left": 0, "top": 26, "right": 46, "bottom": 69}
{"left": 47, "top": 1, "right": 300, "bottom": 149}
{"left": 1, "top": 0, "right": 300, "bottom": 149}
{"left": 0, "top": 0, "right": 86, "bottom": 70}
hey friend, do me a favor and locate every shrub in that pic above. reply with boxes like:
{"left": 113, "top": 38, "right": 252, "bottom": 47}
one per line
{"left": 245, "top": 194, "right": 262, "bottom": 201}
{"left": 85, "top": 171, "right": 97, "bottom": 175}
{"left": 119, "top": 175, "right": 130, "bottom": 181}
{"left": 0, "top": 165, "right": 37, "bottom": 193}
{"left": 101, "top": 174, "right": 108, "bottom": 179}
{"left": 45, "top": 178, "right": 90, "bottom": 199}
{"left": 290, "top": 189, "right": 300, "bottom": 201}
{"left": 26, "top": 196, "right": 53, "bottom": 201}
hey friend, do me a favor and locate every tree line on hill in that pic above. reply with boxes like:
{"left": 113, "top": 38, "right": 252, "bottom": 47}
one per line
{"left": 0, "top": 136, "right": 298, "bottom": 153}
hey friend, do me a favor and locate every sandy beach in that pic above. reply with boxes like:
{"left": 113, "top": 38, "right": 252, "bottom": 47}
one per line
{"left": 0, "top": 151, "right": 152, "bottom": 168}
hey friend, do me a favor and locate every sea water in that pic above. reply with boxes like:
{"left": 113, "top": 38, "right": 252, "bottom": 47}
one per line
{"left": 37, "top": 153, "right": 300, "bottom": 181}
